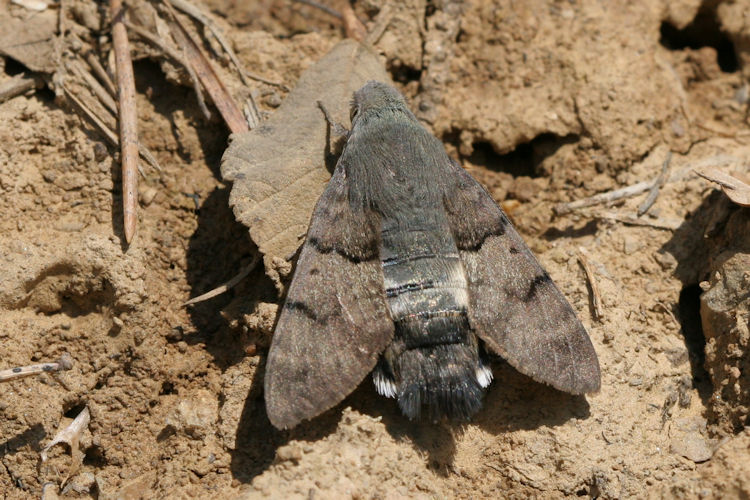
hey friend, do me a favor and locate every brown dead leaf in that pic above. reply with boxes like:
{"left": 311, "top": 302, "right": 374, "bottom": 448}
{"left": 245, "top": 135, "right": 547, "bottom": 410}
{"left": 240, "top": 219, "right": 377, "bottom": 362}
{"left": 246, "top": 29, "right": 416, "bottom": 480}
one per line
{"left": 695, "top": 166, "right": 750, "bottom": 207}
{"left": 221, "top": 39, "right": 390, "bottom": 270}
{"left": 0, "top": 8, "right": 58, "bottom": 73}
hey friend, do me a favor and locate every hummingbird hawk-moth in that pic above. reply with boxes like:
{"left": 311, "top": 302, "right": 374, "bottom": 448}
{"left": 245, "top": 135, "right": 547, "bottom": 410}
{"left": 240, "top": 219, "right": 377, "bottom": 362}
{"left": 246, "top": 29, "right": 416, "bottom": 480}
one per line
{"left": 263, "top": 81, "right": 600, "bottom": 429}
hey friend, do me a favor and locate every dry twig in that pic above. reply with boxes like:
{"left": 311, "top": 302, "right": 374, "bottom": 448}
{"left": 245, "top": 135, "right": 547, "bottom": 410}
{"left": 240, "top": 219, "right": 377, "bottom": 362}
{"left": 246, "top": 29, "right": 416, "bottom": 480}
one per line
{"left": 696, "top": 121, "right": 750, "bottom": 139}
{"left": 136, "top": 142, "right": 163, "bottom": 173}
{"left": 554, "top": 175, "right": 680, "bottom": 215}
{"left": 170, "top": 0, "right": 284, "bottom": 88}
{"left": 111, "top": 0, "right": 139, "bottom": 243}
{"left": 293, "top": 0, "right": 343, "bottom": 19}
{"left": 554, "top": 155, "right": 740, "bottom": 215}
{"left": 84, "top": 51, "right": 117, "bottom": 97}
{"left": 485, "top": 462, "right": 504, "bottom": 473}
{"left": 0, "top": 354, "right": 73, "bottom": 383}
{"left": 125, "top": 20, "right": 211, "bottom": 119}
{"left": 164, "top": 1, "right": 248, "bottom": 134}
{"left": 577, "top": 247, "right": 603, "bottom": 321}
{"left": 365, "top": 3, "right": 394, "bottom": 45}
{"left": 67, "top": 58, "right": 117, "bottom": 114}
{"left": 341, "top": 3, "right": 367, "bottom": 41}
{"left": 637, "top": 151, "right": 672, "bottom": 216}
{"left": 63, "top": 85, "right": 160, "bottom": 174}
{"left": 243, "top": 95, "right": 262, "bottom": 129}
{"left": 63, "top": 85, "right": 119, "bottom": 144}
{"left": 654, "top": 301, "right": 680, "bottom": 329}
{"left": 0, "top": 74, "right": 43, "bottom": 103}
{"left": 591, "top": 211, "right": 683, "bottom": 230}
{"left": 294, "top": 0, "right": 367, "bottom": 41}
{"left": 184, "top": 254, "right": 260, "bottom": 306}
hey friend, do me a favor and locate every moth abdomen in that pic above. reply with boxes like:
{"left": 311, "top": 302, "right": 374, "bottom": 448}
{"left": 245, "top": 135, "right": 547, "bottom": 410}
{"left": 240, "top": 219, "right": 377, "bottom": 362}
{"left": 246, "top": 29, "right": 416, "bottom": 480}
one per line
{"left": 397, "top": 312, "right": 470, "bottom": 349}
{"left": 377, "top": 311, "right": 491, "bottom": 420}
{"left": 376, "top": 214, "right": 491, "bottom": 420}
{"left": 395, "top": 343, "right": 486, "bottom": 421}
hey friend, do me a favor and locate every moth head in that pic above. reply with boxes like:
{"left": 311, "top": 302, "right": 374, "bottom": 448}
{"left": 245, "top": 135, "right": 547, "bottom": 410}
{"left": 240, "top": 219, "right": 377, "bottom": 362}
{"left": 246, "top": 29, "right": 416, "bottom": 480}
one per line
{"left": 351, "top": 81, "right": 408, "bottom": 125}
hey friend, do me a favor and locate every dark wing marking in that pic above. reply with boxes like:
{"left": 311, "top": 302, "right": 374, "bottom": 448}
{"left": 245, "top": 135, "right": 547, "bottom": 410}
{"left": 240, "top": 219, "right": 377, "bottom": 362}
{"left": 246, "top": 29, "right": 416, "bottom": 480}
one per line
{"left": 264, "top": 166, "right": 394, "bottom": 429}
{"left": 443, "top": 162, "right": 601, "bottom": 394}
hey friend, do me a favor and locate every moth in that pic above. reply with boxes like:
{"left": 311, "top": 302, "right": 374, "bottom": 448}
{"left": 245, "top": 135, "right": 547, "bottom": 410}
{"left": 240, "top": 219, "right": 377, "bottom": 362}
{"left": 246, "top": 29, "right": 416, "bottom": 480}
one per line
{"left": 264, "top": 81, "right": 600, "bottom": 429}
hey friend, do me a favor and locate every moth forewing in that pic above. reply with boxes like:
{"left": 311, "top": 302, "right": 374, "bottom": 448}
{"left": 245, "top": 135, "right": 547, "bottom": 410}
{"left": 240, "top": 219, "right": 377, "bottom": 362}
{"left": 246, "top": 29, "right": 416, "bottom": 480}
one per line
{"left": 264, "top": 166, "right": 394, "bottom": 430}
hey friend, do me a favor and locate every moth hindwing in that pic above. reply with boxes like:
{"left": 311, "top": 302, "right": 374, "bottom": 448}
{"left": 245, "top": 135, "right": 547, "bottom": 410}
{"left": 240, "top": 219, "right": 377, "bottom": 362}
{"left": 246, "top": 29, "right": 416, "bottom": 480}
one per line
{"left": 264, "top": 81, "right": 600, "bottom": 429}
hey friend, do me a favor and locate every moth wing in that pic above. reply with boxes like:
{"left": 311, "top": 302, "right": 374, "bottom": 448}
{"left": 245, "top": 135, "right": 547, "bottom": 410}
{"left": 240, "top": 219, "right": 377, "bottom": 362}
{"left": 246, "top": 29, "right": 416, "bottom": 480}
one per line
{"left": 443, "top": 162, "right": 601, "bottom": 394}
{"left": 264, "top": 166, "right": 394, "bottom": 429}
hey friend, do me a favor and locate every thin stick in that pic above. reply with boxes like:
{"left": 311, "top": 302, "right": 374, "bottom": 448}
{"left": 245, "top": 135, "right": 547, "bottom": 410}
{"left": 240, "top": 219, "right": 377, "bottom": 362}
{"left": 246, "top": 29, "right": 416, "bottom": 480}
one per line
{"left": 591, "top": 211, "right": 683, "bottom": 230}
{"left": 64, "top": 85, "right": 162, "bottom": 173}
{"left": 247, "top": 90, "right": 262, "bottom": 126}
{"left": 111, "top": 0, "right": 139, "bottom": 243}
{"left": 553, "top": 155, "right": 741, "bottom": 215}
{"left": 242, "top": 72, "right": 287, "bottom": 90}
{"left": 137, "top": 143, "right": 163, "bottom": 173}
{"left": 0, "top": 74, "right": 43, "bottom": 103}
{"left": 124, "top": 21, "right": 186, "bottom": 65}
{"left": 125, "top": 20, "right": 211, "bottom": 119}
{"left": 84, "top": 51, "right": 117, "bottom": 97}
{"left": 170, "top": 0, "right": 284, "bottom": 89}
{"left": 0, "top": 354, "right": 73, "bottom": 383}
{"left": 577, "top": 247, "right": 603, "bottom": 321}
{"left": 341, "top": 3, "right": 367, "bottom": 42}
{"left": 485, "top": 462, "right": 504, "bottom": 473}
{"left": 696, "top": 121, "right": 750, "bottom": 138}
{"left": 293, "top": 0, "right": 343, "bottom": 19}
{"left": 63, "top": 86, "right": 119, "bottom": 144}
{"left": 68, "top": 59, "right": 117, "bottom": 114}
{"left": 184, "top": 254, "right": 260, "bottom": 306}
{"left": 365, "top": 3, "right": 394, "bottom": 45}
{"left": 293, "top": 0, "right": 366, "bottom": 41}
{"left": 637, "top": 151, "right": 672, "bottom": 216}
{"left": 243, "top": 96, "right": 261, "bottom": 130}
{"left": 554, "top": 176, "right": 677, "bottom": 215}
{"left": 655, "top": 301, "right": 680, "bottom": 329}
{"left": 164, "top": 2, "right": 248, "bottom": 134}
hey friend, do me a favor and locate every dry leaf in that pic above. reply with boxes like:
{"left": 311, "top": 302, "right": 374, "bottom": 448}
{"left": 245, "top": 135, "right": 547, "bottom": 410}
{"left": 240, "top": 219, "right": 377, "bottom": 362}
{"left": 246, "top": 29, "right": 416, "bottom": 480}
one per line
{"left": 221, "top": 40, "right": 390, "bottom": 270}
{"left": 695, "top": 166, "right": 750, "bottom": 207}
{"left": 0, "top": 9, "right": 57, "bottom": 72}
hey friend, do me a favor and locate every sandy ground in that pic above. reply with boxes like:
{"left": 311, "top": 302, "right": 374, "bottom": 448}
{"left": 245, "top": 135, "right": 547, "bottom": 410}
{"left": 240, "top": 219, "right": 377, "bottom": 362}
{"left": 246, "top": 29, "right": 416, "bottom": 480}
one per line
{"left": 1, "top": 0, "right": 749, "bottom": 498}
